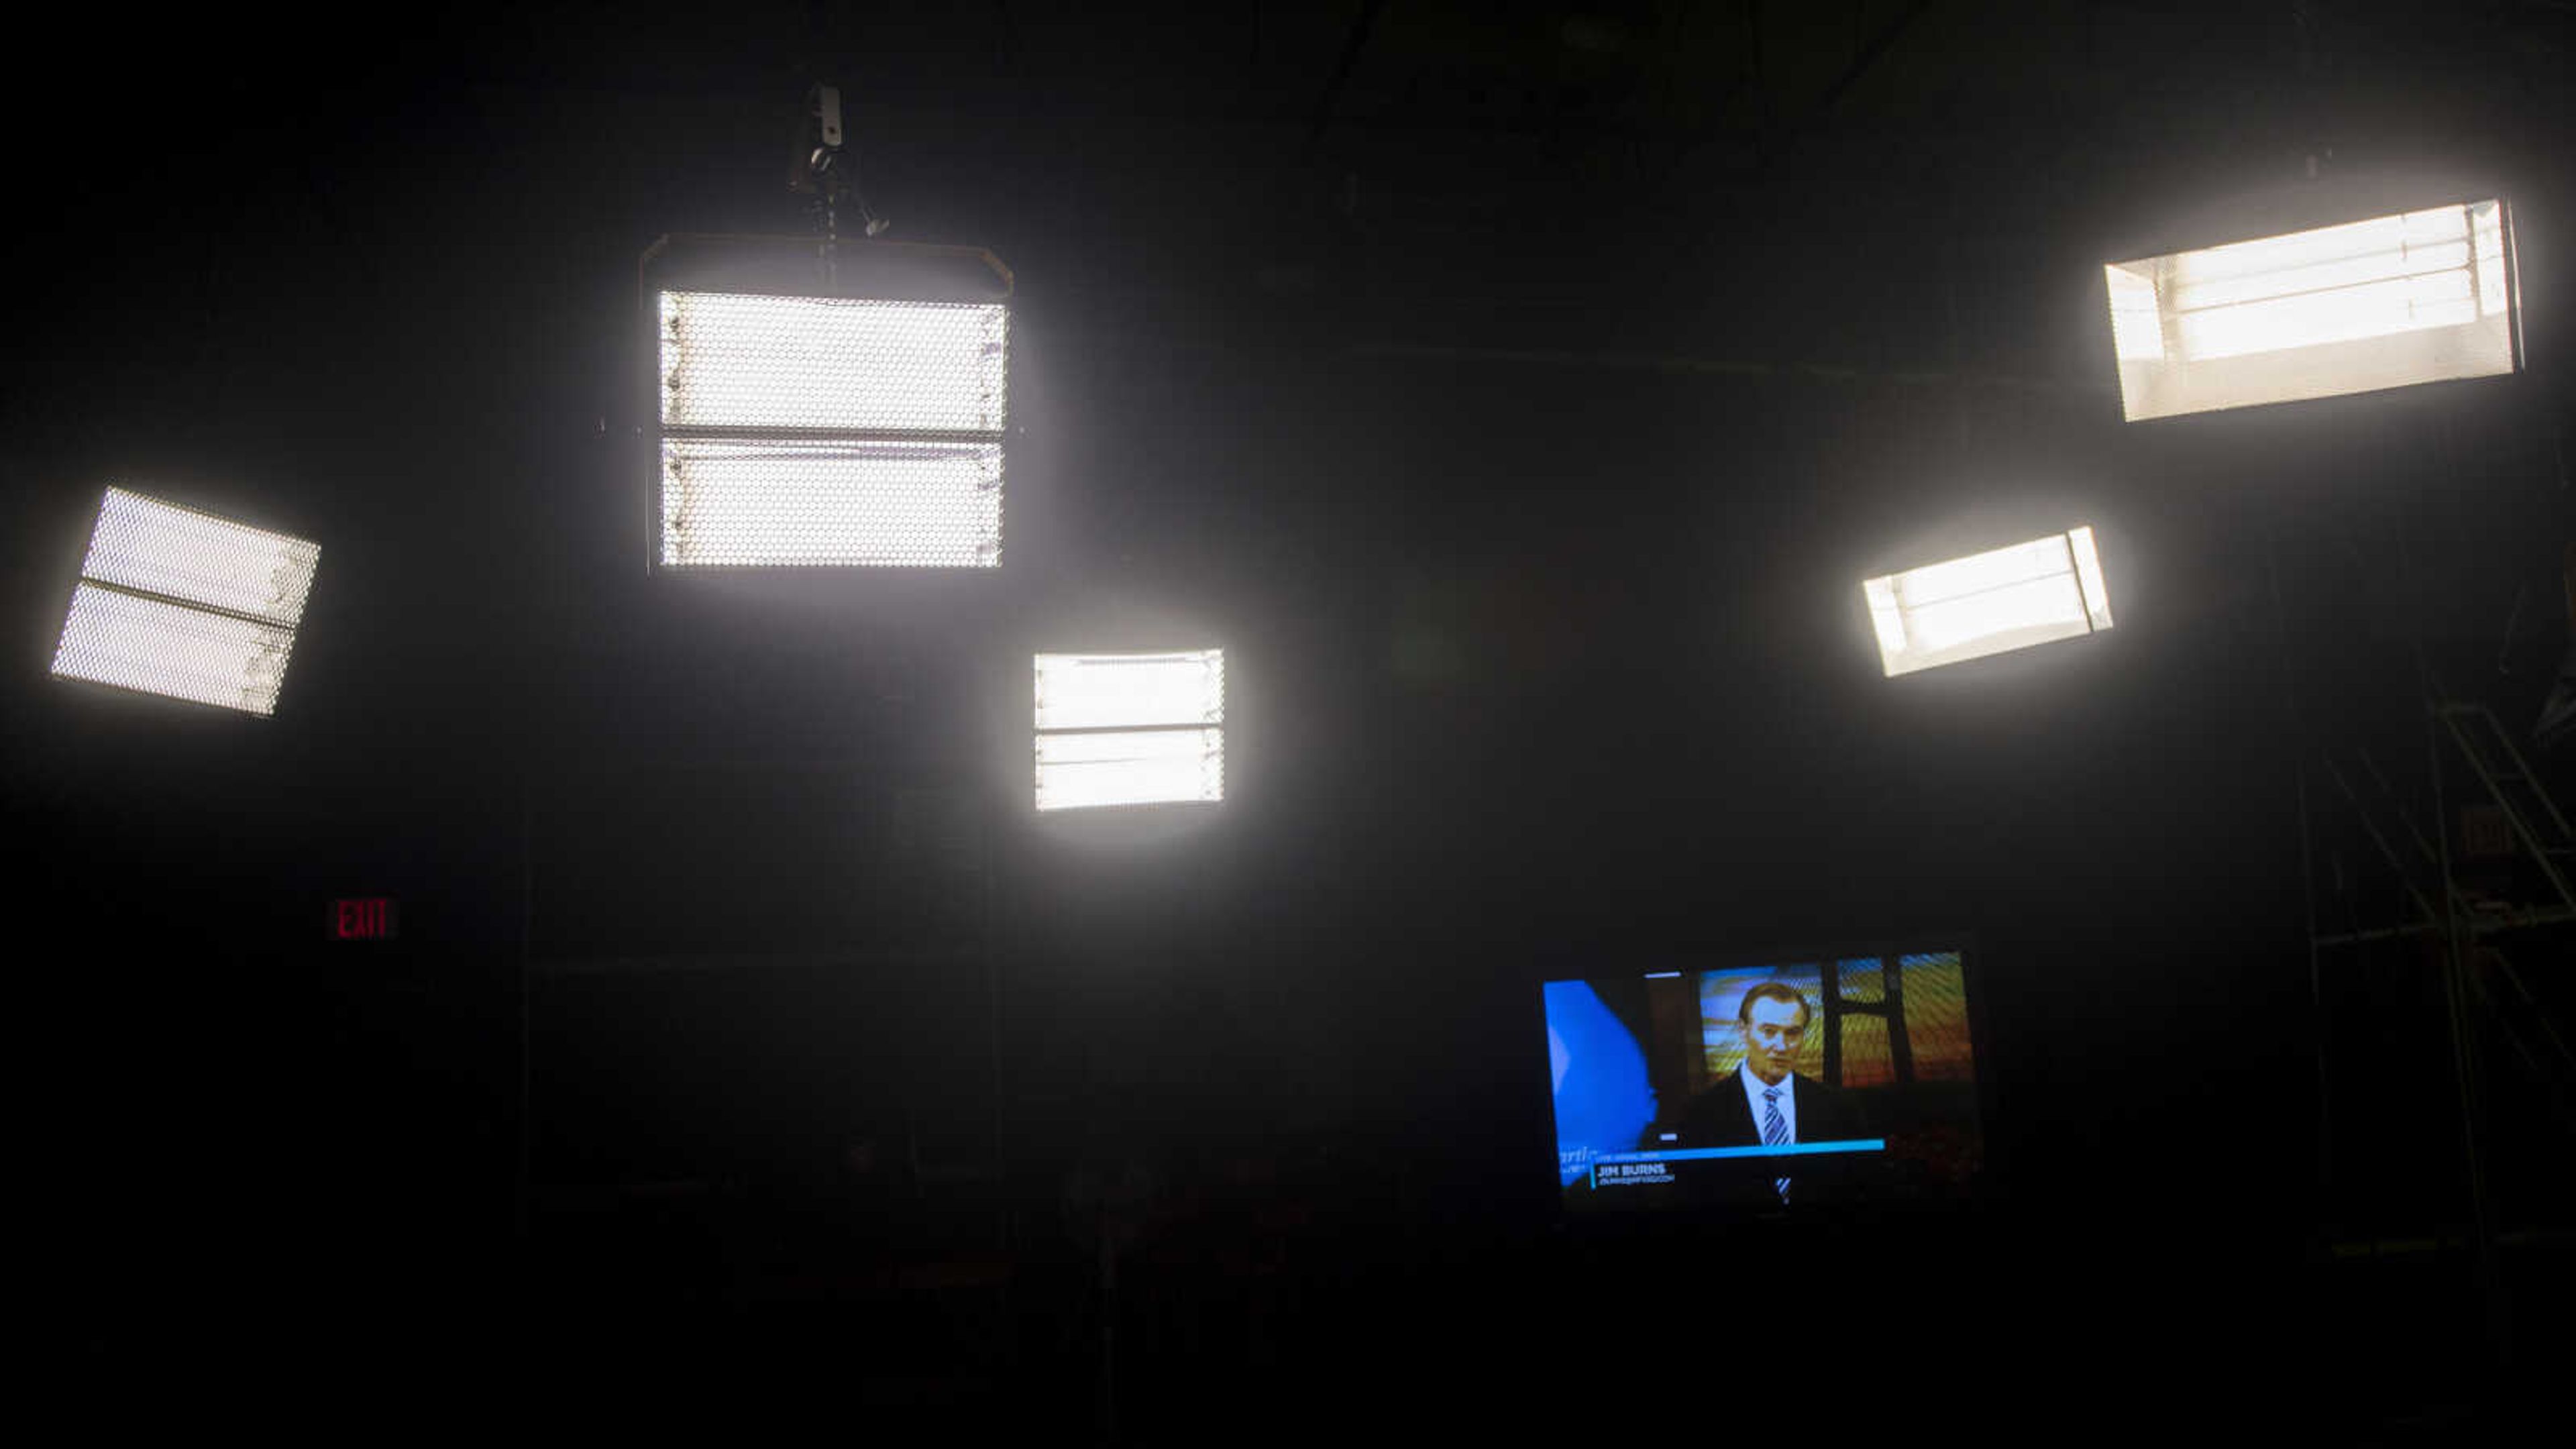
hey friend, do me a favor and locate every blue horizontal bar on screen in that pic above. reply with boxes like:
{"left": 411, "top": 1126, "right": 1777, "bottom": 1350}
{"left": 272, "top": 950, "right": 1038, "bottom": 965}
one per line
{"left": 1593, "top": 1140, "right": 1886, "bottom": 1164}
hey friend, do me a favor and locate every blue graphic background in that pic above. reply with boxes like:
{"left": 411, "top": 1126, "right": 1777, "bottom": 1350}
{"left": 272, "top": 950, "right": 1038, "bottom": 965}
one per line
{"left": 1543, "top": 979, "right": 1657, "bottom": 1187}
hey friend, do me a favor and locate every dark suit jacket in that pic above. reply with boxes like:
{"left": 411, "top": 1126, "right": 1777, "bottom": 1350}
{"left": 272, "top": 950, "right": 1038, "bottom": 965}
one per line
{"left": 1661, "top": 1071, "right": 1866, "bottom": 1150}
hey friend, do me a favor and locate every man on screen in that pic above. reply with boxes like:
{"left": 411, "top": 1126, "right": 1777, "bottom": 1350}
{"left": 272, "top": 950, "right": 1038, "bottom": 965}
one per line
{"left": 1662, "top": 983, "right": 1865, "bottom": 1203}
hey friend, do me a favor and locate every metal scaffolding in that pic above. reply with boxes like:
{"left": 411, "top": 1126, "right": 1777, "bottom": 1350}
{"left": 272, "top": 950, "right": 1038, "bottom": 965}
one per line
{"left": 2302, "top": 685, "right": 2576, "bottom": 1360}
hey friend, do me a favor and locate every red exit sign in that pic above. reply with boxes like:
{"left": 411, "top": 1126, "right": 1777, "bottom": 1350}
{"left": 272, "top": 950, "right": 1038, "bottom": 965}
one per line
{"left": 331, "top": 898, "right": 399, "bottom": 941}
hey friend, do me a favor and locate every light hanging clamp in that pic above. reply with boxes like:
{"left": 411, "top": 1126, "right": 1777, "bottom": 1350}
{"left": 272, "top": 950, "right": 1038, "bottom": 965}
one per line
{"left": 790, "top": 83, "right": 888, "bottom": 288}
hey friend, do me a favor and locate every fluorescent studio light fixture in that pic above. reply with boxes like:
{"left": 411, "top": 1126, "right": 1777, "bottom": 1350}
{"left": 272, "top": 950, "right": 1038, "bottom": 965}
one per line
{"left": 1034, "top": 650, "right": 1225, "bottom": 810}
{"left": 657, "top": 289, "right": 1009, "bottom": 568}
{"left": 661, "top": 292, "right": 1008, "bottom": 433}
{"left": 2105, "top": 199, "right": 2519, "bottom": 420}
{"left": 79, "top": 485, "right": 321, "bottom": 625}
{"left": 51, "top": 488, "right": 321, "bottom": 716}
{"left": 660, "top": 439, "right": 1002, "bottom": 568}
{"left": 1864, "top": 528, "right": 2112, "bottom": 678}
{"left": 1036, "top": 729, "right": 1226, "bottom": 812}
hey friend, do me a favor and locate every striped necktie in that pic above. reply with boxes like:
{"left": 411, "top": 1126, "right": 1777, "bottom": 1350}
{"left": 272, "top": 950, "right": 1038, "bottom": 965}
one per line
{"left": 1762, "top": 1085, "right": 1791, "bottom": 1204}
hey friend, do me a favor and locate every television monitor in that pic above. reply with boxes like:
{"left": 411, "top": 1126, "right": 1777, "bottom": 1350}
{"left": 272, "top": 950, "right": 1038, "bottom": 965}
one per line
{"left": 1544, "top": 947, "right": 1985, "bottom": 1212}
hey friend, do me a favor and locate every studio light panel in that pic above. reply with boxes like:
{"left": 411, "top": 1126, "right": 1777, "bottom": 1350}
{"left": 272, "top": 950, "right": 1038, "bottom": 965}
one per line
{"left": 1865, "top": 527, "right": 2112, "bottom": 677}
{"left": 50, "top": 488, "right": 319, "bottom": 717}
{"left": 661, "top": 439, "right": 1002, "bottom": 567}
{"left": 1036, "top": 728, "right": 1226, "bottom": 812}
{"left": 2106, "top": 199, "right": 2517, "bottom": 420}
{"left": 52, "top": 584, "right": 301, "bottom": 716}
{"left": 80, "top": 486, "right": 321, "bottom": 627}
{"left": 660, "top": 292, "right": 1008, "bottom": 433}
{"left": 1035, "top": 649, "right": 1226, "bottom": 732}
{"left": 1034, "top": 650, "right": 1226, "bottom": 810}
{"left": 656, "top": 288, "right": 1010, "bottom": 568}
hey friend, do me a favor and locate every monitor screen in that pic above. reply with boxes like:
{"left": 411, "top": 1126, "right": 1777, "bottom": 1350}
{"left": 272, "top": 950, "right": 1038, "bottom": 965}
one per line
{"left": 1545, "top": 949, "right": 1983, "bottom": 1211}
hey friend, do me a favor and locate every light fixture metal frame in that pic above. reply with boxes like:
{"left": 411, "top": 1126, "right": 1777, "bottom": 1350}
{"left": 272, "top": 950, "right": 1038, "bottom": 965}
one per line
{"left": 2102, "top": 195, "right": 2524, "bottom": 422}
{"left": 48, "top": 485, "right": 321, "bottom": 717}
{"left": 1031, "top": 647, "right": 1228, "bottom": 813}
{"left": 639, "top": 233, "right": 1016, "bottom": 574}
{"left": 1864, "top": 525, "right": 2114, "bottom": 679}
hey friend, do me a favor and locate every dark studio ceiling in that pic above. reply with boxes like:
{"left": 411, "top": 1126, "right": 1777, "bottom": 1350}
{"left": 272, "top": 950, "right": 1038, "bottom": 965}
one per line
{"left": 20, "top": 3, "right": 2569, "bottom": 386}
{"left": 3, "top": 1, "right": 2567, "bottom": 756}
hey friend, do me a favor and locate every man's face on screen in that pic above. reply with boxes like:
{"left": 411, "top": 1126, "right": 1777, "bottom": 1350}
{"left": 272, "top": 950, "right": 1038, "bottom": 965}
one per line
{"left": 1743, "top": 996, "right": 1807, "bottom": 1085}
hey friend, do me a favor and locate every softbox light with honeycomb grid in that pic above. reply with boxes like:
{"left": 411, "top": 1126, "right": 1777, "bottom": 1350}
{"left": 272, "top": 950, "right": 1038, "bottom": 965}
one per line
{"left": 51, "top": 488, "right": 321, "bottom": 716}
{"left": 655, "top": 288, "right": 1010, "bottom": 568}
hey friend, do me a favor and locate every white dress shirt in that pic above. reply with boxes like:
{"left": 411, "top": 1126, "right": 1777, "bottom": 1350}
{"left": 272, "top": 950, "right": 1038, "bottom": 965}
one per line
{"left": 1740, "top": 1063, "right": 1798, "bottom": 1144}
